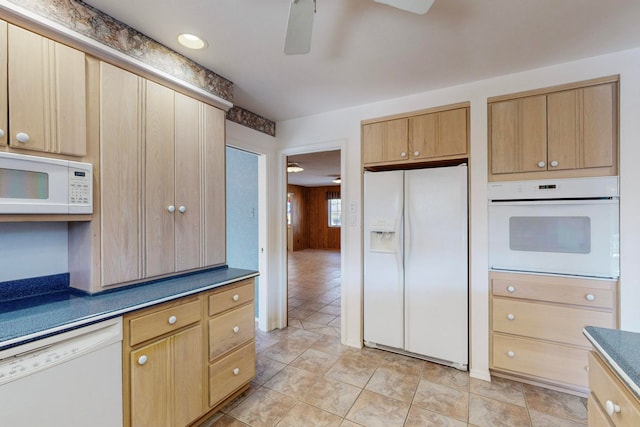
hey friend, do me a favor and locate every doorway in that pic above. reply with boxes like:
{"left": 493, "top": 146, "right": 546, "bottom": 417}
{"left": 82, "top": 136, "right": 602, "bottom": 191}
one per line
{"left": 286, "top": 150, "right": 342, "bottom": 336}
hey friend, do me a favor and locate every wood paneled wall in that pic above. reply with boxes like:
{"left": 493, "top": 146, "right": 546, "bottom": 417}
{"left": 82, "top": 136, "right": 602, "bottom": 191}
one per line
{"left": 287, "top": 184, "right": 341, "bottom": 251}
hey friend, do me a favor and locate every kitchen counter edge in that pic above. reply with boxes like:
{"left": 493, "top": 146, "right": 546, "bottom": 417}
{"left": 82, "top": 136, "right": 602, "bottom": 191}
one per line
{"left": 0, "top": 267, "right": 258, "bottom": 350}
{"left": 584, "top": 326, "right": 640, "bottom": 400}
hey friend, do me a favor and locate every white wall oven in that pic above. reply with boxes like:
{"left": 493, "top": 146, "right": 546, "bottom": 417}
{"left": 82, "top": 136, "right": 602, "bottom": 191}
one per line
{"left": 488, "top": 177, "right": 619, "bottom": 279}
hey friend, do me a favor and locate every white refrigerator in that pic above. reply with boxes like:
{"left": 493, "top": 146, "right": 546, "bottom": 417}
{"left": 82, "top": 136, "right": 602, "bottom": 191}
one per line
{"left": 363, "top": 165, "right": 468, "bottom": 369}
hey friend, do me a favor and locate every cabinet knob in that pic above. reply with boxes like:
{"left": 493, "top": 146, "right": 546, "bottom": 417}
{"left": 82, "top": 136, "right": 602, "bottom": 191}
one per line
{"left": 178, "top": 205, "right": 186, "bottom": 213}
{"left": 605, "top": 400, "right": 621, "bottom": 416}
{"left": 0, "top": 129, "right": 5, "bottom": 138}
{"left": 233, "top": 294, "right": 240, "bottom": 302}
{"left": 138, "top": 355, "right": 148, "bottom": 365}
{"left": 537, "top": 161, "right": 545, "bottom": 168}
{"left": 167, "top": 205, "right": 176, "bottom": 213}
{"left": 168, "top": 315, "right": 177, "bottom": 325}
{"left": 585, "top": 294, "right": 596, "bottom": 302}
{"left": 400, "top": 151, "right": 407, "bottom": 158}
{"left": 550, "top": 160, "right": 559, "bottom": 167}
{"left": 507, "top": 313, "right": 515, "bottom": 321}
{"left": 233, "top": 368, "right": 240, "bottom": 376}
{"left": 413, "top": 151, "right": 420, "bottom": 157}
{"left": 16, "top": 132, "right": 30, "bottom": 143}
{"left": 507, "top": 351, "right": 515, "bottom": 358}
{"left": 233, "top": 326, "right": 240, "bottom": 334}
{"left": 507, "top": 286, "right": 516, "bottom": 293}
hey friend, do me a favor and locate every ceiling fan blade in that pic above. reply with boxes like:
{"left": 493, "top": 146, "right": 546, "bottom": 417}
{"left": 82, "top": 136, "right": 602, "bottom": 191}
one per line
{"left": 374, "top": 0, "right": 435, "bottom": 14}
{"left": 284, "top": 0, "right": 316, "bottom": 55}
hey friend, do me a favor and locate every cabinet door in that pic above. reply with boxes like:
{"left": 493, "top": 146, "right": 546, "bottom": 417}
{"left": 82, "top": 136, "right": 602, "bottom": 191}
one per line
{"left": 145, "top": 81, "right": 176, "bottom": 277}
{"left": 583, "top": 83, "right": 615, "bottom": 169}
{"left": 100, "top": 62, "right": 143, "bottom": 286}
{"left": 173, "top": 325, "right": 203, "bottom": 426}
{"left": 0, "top": 20, "right": 7, "bottom": 147}
{"left": 7, "top": 24, "right": 86, "bottom": 156}
{"left": 548, "top": 84, "right": 616, "bottom": 173}
{"left": 588, "top": 395, "right": 615, "bottom": 427}
{"left": 174, "top": 93, "right": 202, "bottom": 271}
{"left": 130, "top": 339, "right": 171, "bottom": 427}
{"left": 203, "top": 104, "right": 226, "bottom": 267}
{"left": 362, "top": 119, "right": 408, "bottom": 165}
{"left": 437, "top": 108, "right": 468, "bottom": 157}
{"left": 490, "top": 96, "right": 546, "bottom": 174}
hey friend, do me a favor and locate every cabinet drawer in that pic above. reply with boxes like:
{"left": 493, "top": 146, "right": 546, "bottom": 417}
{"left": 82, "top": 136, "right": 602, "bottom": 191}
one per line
{"left": 589, "top": 393, "right": 615, "bottom": 427}
{"left": 492, "top": 298, "right": 614, "bottom": 347}
{"left": 589, "top": 352, "right": 640, "bottom": 427}
{"left": 492, "top": 334, "right": 589, "bottom": 388}
{"left": 208, "top": 280, "right": 254, "bottom": 316}
{"left": 128, "top": 298, "right": 201, "bottom": 346}
{"left": 491, "top": 272, "right": 616, "bottom": 309}
{"left": 209, "top": 341, "right": 256, "bottom": 407}
{"left": 209, "top": 302, "right": 255, "bottom": 360}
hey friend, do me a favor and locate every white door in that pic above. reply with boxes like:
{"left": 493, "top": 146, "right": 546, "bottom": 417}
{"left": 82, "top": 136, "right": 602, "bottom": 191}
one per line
{"left": 404, "top": 165, "right": 468, "bottom": 366}
{"left": 363, "top": 170, "right": 404, "bottom": 349}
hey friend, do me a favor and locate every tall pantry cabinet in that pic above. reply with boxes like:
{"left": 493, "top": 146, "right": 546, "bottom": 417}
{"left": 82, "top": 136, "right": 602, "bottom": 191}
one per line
{"left": 69, "top": 60, "right": 226, "bottom": 292}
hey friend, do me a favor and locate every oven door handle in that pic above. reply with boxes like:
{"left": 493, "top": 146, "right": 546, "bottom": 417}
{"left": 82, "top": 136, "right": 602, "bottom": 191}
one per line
{"left": 489, "top": 198, "right": 618, "bottom": 206}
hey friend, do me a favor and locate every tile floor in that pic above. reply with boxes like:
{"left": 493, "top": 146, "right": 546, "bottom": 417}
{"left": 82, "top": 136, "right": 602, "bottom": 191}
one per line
{"left": 202, "top": 249, "right": 588, "bottom": 427}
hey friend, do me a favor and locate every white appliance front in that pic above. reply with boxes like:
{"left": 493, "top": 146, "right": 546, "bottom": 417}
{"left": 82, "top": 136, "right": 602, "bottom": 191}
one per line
{"left": 489, "top": 199, "right": 619, "bottom": 278}
{"left": 0, "top": 151, "right": 92, "bottom": 214}
{"left": 364, "top": 165, "right": 468, "bottom": 369}
{"left": 0, "top": 318, "right": 123, "bottom": 427}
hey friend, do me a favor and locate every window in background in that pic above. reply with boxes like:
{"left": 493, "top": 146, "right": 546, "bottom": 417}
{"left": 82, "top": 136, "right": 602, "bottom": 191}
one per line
{"left": 328, "top": 198, "right": 341, "bottom": 227}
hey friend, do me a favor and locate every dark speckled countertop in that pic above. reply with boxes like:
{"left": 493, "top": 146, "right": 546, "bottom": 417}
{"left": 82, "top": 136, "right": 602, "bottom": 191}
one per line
{"left": 584, "top": 326, "right": 640, "bottom": 399}
{"left": 0, "top": 267, "right": 258, "bottom": 350}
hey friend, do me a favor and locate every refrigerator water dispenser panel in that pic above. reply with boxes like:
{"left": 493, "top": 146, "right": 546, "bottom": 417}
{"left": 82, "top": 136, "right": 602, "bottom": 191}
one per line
{"left": 369, "top": 220, "right": 398, "bottom": 253}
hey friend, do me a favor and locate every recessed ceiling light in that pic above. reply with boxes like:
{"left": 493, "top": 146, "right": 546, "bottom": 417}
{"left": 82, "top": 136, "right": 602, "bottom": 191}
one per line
{"left": 177, "top": 33, "right": 208, "bottom": 50}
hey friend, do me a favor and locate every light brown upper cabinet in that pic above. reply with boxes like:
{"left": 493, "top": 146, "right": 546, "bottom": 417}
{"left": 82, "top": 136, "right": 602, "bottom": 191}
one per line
{"left": 6, "top": 24, "right": 86, "bottom": 156}
{"left": 71, "top": 60, "right": 226, "bottom": 292}
{"left": 489, "top": 77, "right": 618, "bottom": 181}
{"left": 362, "top": 104, "right": 469, "bottom": 168}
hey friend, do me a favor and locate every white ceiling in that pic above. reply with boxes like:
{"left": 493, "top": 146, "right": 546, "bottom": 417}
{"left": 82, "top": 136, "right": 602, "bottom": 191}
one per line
{"left": 82, "top": 0, "right": 640, "bottom": 123}
{"left": 287, "top": 150, "right": 341, "bottom": 187}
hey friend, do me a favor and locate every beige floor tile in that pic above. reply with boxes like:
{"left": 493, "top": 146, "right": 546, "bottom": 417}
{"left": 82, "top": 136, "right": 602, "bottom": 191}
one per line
{"left": 404, "top": 405, "right": 467, "bottom": 427}
{"left": 421, "top": 362, "right": 470, "bottom": 390}
{"left": 259, "top": 340, "right": 310, "bottom": 364}
{"left": 287, "top": 318, "right": 303, "bottom": 329}
{"left": 263, "top": 365, "right": 321, "bottom": 398}
{"left": 227, "top": 387, "right": 297, "bottom": 427}
{"left": 413, "top": 378, "right": 469, "bottom": 422}
{"left": 345, "top": 389, "right": 410, "bottom": 427}
{"left": 276, "top": 402, "right": 343, "bottom": 427}
{"left": 523, "top": 384, "right": 587, "bottom": 423}
{"left": 253, "top": 354, "right": 287, "bottom": 385}
{"left": 529, "top": 409, "right": 587, "bottom": 427}
{"left": 288, "top": 307, "right": 316, "bottom": 320}
{"left": 318, "top": 304, "right": 342, "bottom": 316}
{"left": 379, "top": 351, "right": 426, "bottom": 377}
{"left": 203, "top": 414, "right": 249, "bottom": 426}
{"left": 325, "top": 356, "right": 377, "bottom": 388}
{"left": 470, "top": 377, "right": 526, "bottom": 406}
{"left": 305, "top": 312, "right": 338, "bottom": 324}
{"left": 365, "top": 367, "right": 420, "bottom": 403}
{"left": 301, "top": 321, "right": 341, "bottom": 336}
{"left": 300, "top": 376, "right": 362, "bottom": 417}
{"left": 286, "top": 328, "right": 324, "bottom": 347}
{"left": 311, "top": 335, "right": 350, "bottom": 355}
{"left": 468, "top": 394, "right": 531, "bottom": 427}
{"left": 290, "top": 348, "right": 341, "bottom": 373}
{"left": 339, "top": 420, "right": 364, "bottom": 427}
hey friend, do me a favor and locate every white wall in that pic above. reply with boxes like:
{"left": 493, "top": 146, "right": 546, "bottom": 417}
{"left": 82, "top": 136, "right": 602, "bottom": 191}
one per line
{"left": 274, "top": 48, "right": 640, "bottom": 381}
{"left": 0, "top": 223, "right": 68, "bottom": 282}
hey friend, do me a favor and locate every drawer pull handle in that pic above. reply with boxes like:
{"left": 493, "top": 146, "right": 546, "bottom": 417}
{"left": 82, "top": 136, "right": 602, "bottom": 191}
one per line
{"left": 605, "top": 400, "right": 621, "bottom": 416}
{"left": 400, "top": 151, "right": 407, "bottom": 158}
{"left": 507, "top": 286, "right": 516, "bottom": 293}
{"left": 233, "top": 326, "right": 240, "bottom": 333}
{"left": 138, "top": 355, "right": 148, "bottom": 366}
{"left": 16, "top": 132, "right": 30, "bottom": 143}
{"left": 507, "top": 351, "right": 515, "bottom": 358}
{"left": 507, "top": 313, "right": 515, "bottom": 321}
{"left": 537, "top": 161, "right": 546, "bottom": 168}
{"left": 233, "top": 294, "right": 240, "bottom": 302}
{"left": 550, "top": 160, "right": 559, "bottom": 168}
{"left": 585, "top": 294, "right": 596, "bottom": 302}
{"left": 233, "top": 368, "right": 240, "bottom": 376}
{"left": 414, "top": 151, "right": 420, "bottom": 157}
{"left": 168, "top": 315, "right": 177, "bottom": 325}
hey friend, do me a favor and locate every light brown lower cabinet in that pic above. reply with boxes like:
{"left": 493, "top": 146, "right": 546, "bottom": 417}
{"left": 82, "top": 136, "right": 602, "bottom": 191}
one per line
{"left": 588, "top": 351, "right": 640, "bottom": 426}
{"left": 123, "top": 278, "right": 256, "bottom": 427}
{"left": 489, "top": 271, "right": 617, "bottom": 395}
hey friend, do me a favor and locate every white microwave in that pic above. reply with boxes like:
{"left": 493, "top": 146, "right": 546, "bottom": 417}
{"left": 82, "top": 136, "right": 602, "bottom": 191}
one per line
{"left": 488, "top": 177, "right": 619, "bottom": 279}
{"left": 0, "top": 152, "right": 93, "bottom": 214}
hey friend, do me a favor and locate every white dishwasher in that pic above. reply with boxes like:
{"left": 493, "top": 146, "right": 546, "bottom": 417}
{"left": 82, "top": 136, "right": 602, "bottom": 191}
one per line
{"left": 0, "top": 317, "right": 123, "bottom": 427}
